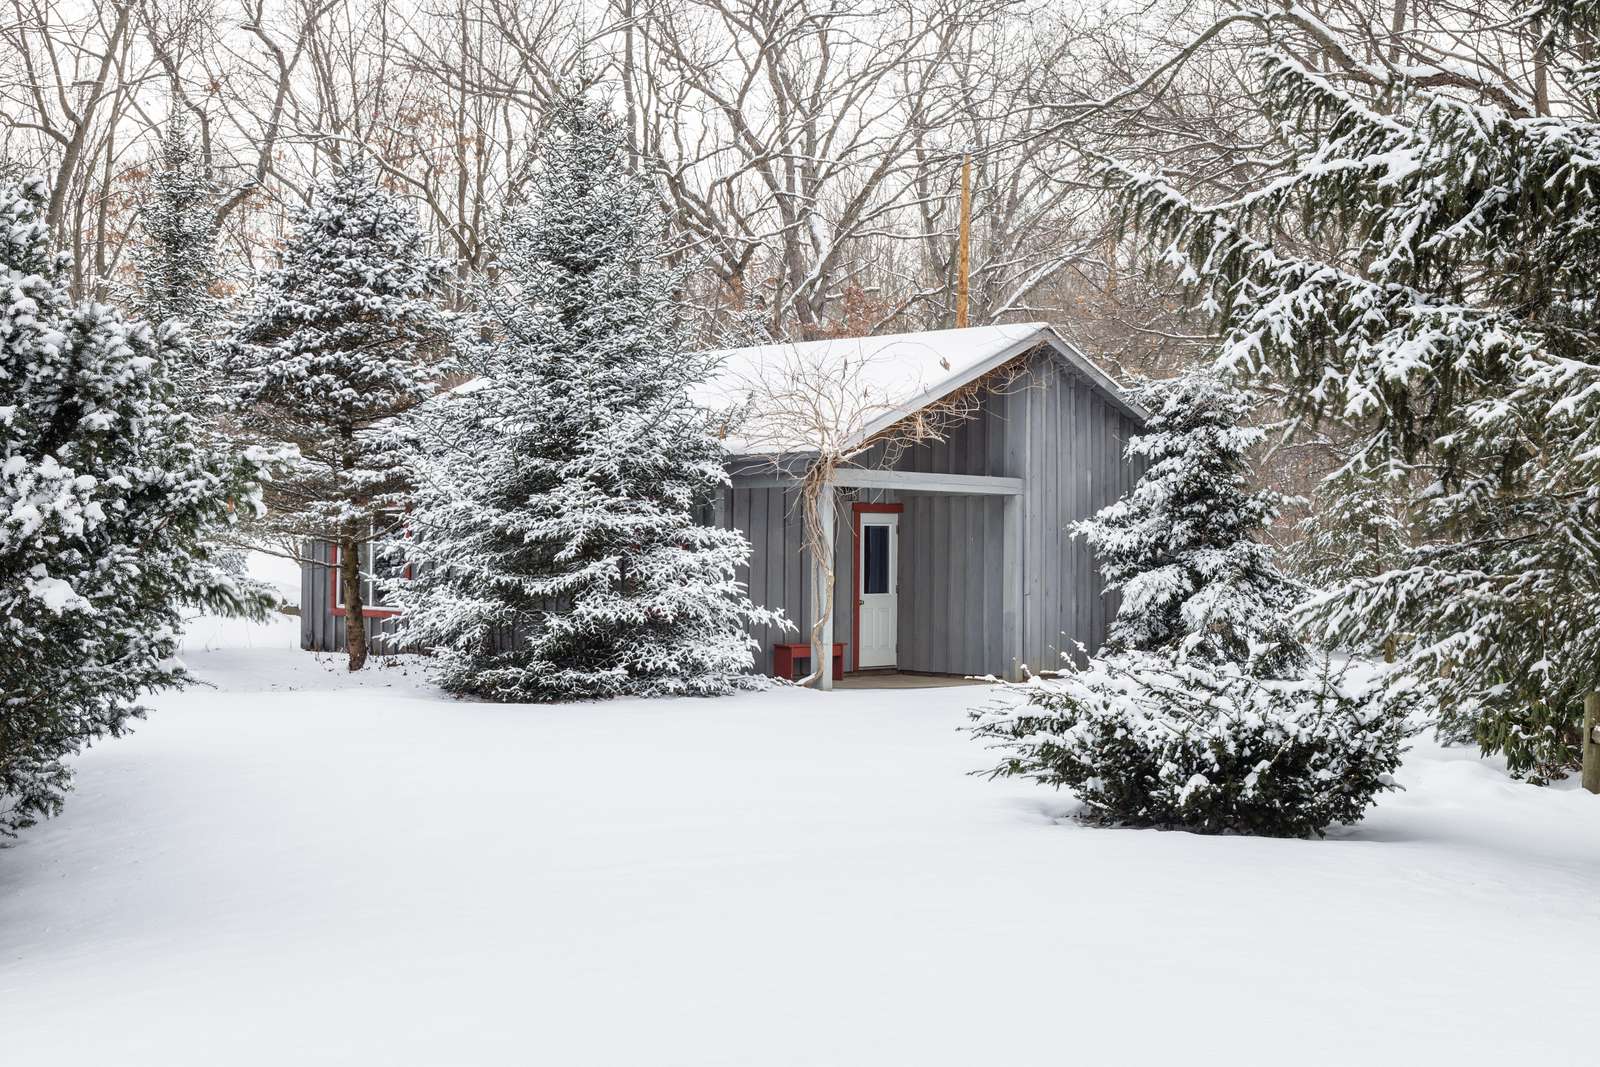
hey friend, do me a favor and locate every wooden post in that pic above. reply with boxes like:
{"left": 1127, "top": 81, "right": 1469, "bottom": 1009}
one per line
{"left": 1583, "top": 691, "right": 1600, "bottom": 795}
{"left": 1002, "top": 493, "right": 1022, "bottom": 680}
{"left": 817, "top": 484, "right": 835, "bottom": 692}
{"left": 955, "top": 151, "right": 972, "bottom": 328}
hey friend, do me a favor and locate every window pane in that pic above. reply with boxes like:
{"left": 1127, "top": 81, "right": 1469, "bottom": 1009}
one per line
{"left": 372, "top": 544, "right": 406, "bottom": 582}
{"left": 863, "top": 524, "right": 889, "bottom": 595}
{"left": 368, "top": 551, "right": 401, "bottom": 607}
{"left": 368, "top": 513, "right": 406, "bottom": 607}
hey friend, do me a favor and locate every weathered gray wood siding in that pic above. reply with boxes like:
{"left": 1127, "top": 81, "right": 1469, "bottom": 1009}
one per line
{"left": 883, "top": 350, "right": 1141, "bottom": 675}
{"left": 709, "top": 482, "right": 809, "bottom": 676}
{"left": 890, "top": 386, "right": 1012, "bottom": 676}
{"left": 299, "top": 539, "right": 404, "bottom": 655}
{"left": 706, "top": 479, "right": 904, "bottom": 676}
{"left": 998, "top": 353, "right": 1142, "bottom": 672}
{"left": 896, "top": 494, "right": 1008, "bottom": 676}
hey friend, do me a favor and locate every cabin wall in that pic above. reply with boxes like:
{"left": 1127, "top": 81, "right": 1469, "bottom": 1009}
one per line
{"left": 706, "top": 480, "right": 899, "bottom": 676}
{"left": 872, "top": 352, "right": 1141, "bottom": 676}
{"left": 711, "top": 483, "right": 809, "bottom": 676}
{"left": 895, "top": 495, "right": 1006, "bottom": 676}
{"left": 1000, "top": 354, "right": 1142, "bottom": 672}
{"left": 716, "top": 375, "right": 1025, "bottom": 679}
{"left": 299, "top": 538, "right": 405, "bottom": 656}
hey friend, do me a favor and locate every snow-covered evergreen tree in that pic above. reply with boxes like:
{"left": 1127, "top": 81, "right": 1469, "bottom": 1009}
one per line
{"left": 970, "top": 655, "right": 1416, "bottom": 838}
{"left": 392, "top": 94, "right": 784, "bottom": 701}
{"left": 222, "top": 158, "right": 453, "bottom": 670}
{"left": 1075, "top": 370, "right": 1306, "bottom": 677}
{"left": 135, "top": 115, "right": 252, "bottom": 578}
{"left": 1291, "top": 468, "right": 1410, "bottom": 594}
{"left": 135, "top": 116, "right": 224, "bottom": 342}
{"left": 968, "top": 369, "right": 1405, "bottom": 837}
{"left": 1099, "top": 2, "right": 1600, "bottom": 779}
{"left": 1, "top": 177, "right": 275, "bottom": 837}
{"left": 975, "top": 372, "right": 1413, "bottom": 837}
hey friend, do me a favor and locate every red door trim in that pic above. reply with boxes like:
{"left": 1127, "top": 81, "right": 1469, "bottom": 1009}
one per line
{"left": 851, "top": 502, "right": 904, "bottom": 672}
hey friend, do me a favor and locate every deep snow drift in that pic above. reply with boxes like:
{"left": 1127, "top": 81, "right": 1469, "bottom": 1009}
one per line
{"left": 3, "top": 620, "right": 1599, "bottom": 1066}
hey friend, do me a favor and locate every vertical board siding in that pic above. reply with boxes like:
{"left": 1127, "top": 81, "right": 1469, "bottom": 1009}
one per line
{"left": 893, "top": 378, "right": 1016, "bottom": 677}
{"left": 299, "top": 537, "right": 406, "bottom": 656}
{"left": 1024, "top": 371, "right": 1045, "bottom": 671}
{"left": 1073, "top": 378, "right": 1094, "bottom": 664}
{"left": 1044, "top": 373, "right": 1065, "bottom": 668}
{"left": 1009, "top": 354, "right": 1144, "bottom": 675}
{"left": 963, "top": 494, "right": 981, "bottom": 671}
{"left": 724, "top": 484, "right": 806, "bottom": 675}
{"left": 302, "top": 540, "right": 321, "bottom": 649}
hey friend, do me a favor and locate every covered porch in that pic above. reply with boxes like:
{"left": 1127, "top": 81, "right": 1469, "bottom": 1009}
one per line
{"left": 728, "top": 466, "right": 1024, "bottom": 689}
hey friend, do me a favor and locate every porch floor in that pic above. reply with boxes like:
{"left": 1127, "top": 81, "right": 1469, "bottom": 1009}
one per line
{"left": 834, "top": 671, "right": 987, "bottom": 690}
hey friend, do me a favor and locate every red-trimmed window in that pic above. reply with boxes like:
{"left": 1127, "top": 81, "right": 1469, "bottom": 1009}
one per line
{"left": 330, "top": 512, "right": 409, "bottom": 617}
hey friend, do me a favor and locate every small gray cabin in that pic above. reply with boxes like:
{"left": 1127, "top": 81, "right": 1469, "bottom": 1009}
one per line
{"left": 300, "top": 322, "right": 1145, "bottom": 684}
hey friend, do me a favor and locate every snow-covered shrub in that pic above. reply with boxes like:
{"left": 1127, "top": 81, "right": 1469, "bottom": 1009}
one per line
{"left": 970, "top": 367, "right": 1413, "bottom": 839}
{"left": 1074, "top": 370, "right": 1307, "bottom": 678}
{"left": 1, "top": 177, "right": 276, "bottom": 837}
{"left": 970, "top": 656, "right": 1417, "bottom": 838}
{"left": 1451, "top": 696, "right": 1579, "bottom": 787}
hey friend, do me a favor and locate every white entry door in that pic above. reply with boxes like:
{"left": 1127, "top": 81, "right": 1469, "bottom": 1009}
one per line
{"left": 857, "top": 513, "right": 899, "bottom": 668}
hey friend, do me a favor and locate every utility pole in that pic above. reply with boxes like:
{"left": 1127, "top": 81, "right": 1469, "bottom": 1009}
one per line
{"left": 956, "top": 150, "right": 972, "bottom": 328}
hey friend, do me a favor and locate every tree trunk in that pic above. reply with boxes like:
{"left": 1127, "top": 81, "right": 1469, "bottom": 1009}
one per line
{"left": 1582, "top": 691, "right": 1600, "bottom": 795}
{"left": 340, "top": 530, "right": 369, "bottom": 671}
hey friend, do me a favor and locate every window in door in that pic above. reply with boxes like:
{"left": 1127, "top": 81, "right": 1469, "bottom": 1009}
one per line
{"left": 863, "top": 524, "right": 891, "bottom": 594}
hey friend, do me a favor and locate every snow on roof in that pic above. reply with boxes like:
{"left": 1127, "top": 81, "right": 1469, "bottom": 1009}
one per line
{"left": 399, "top": 323, "right": 1135, "bottom": 459}
{"left": 695, "top": 322, "right": 1125, "bottom": 457}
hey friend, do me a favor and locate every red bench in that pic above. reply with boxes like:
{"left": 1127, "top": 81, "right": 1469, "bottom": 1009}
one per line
{"left": 773, "top": 642, "right": 846, "bottom": 682}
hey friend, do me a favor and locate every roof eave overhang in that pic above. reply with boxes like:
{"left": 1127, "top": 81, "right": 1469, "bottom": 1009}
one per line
{"left": 1037, "top": 326, "right": 1150, "bottom": 424}
{"left": 843, "top": 326, "right": 1148, "bottom": 452}
{"left": 841, "top": 329, "right": 1051, "bottom": 454}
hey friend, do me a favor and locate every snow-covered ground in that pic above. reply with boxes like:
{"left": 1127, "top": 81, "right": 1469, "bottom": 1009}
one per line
{"left": 4, "top": 619, "right": 1600, "bottom": 1066}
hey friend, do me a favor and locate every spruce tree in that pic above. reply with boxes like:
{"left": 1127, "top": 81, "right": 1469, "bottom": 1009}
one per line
{"left": 975, "top": 374, "right": 1409, "bottom": 839}
{"left": 1291, "top": 470, "right": 1410, "bottom": 594}
{"left": 1074, "top": 370, "right": 1307, "bottom": 677}
{"left": 393, "top": 95, "right": 783, "bottom": 701}
{"left": 975, "top": 374, "right": 1411, "bottom": 839}
{"left": 1, "top": 177, "right": 274, "bottom": 837}
{"left": 135, "top": 116, "right": 224, "bottom": 342}
{"left": 1099, "top": 1, "right": 1600, "bottom": 778}
{"left": 135, "top": 115, "right": 252, "bottom": 578}
{"left": 222, "top": 159, "right": 453, "bottom": 670}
